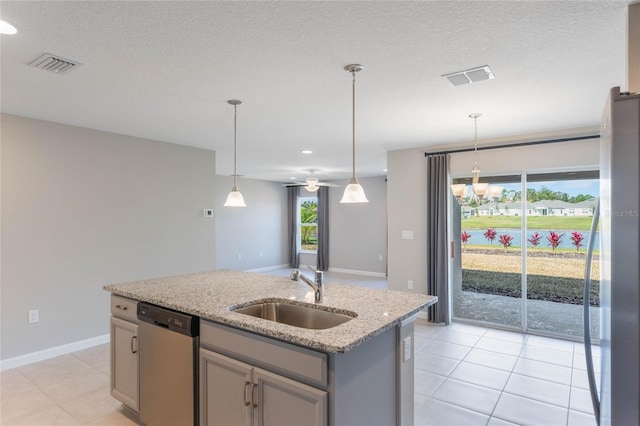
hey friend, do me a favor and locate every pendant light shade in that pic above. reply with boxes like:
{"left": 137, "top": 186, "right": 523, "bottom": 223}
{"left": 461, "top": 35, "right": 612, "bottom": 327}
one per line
{"left": 340, "top": 64, "right": 369, "bottom": 204}
{"left": 224, "top": 99, "right": 246, "bottom": 207}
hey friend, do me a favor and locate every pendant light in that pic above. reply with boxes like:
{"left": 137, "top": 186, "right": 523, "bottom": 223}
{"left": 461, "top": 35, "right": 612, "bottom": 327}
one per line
{"left": 451, "top": 113, "right": 502, "bottom": 206}
{"left": 340, "top": 64, "right": 369, "bottom": 203}
{"left": 224, "top": 99, "right": 246, "bottom": 207}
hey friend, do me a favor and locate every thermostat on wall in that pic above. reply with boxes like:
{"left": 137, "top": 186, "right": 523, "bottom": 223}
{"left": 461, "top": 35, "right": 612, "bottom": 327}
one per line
{"left": 203, "top": 209, "right": 214, "bottom": 217}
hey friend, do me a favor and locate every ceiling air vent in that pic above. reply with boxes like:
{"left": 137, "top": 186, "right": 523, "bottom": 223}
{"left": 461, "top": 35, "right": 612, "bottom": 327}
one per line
{"left": 442, "top": 65, "right": 494, "bottom": 87}
{"left": 28, "top": 53, "right": 82, "bottom": 74}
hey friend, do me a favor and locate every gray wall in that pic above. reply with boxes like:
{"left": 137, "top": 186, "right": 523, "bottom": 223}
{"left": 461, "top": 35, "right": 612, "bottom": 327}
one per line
{"left": 386, "top": 136, "right": 600, "bottom": 297}
{"left": 328, "top": 177, "right": 388, "bottom": 275}
{"left": 1, "top": 114, "right": 216, "bottom": 360}
{"left": 387, "top": 149, "right": 428, "bottom": 294}
{"left": 214, "top": 176, "right": 288, "bottom": 271}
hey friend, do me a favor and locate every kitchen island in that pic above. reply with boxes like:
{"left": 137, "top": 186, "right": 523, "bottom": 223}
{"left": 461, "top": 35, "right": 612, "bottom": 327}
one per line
{"left": 105, "top": 270, "right": 437, "bottom": 425}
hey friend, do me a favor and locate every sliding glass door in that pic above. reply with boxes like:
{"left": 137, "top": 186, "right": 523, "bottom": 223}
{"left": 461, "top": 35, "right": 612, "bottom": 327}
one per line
{"left": 452, "top": 175, "right": 523, "bottom": 329}
{"left": 452, "top": 170, "right": 600, "bottom": 338}
{"left": 525, "top": 172, "right": 600, "bottom": 338}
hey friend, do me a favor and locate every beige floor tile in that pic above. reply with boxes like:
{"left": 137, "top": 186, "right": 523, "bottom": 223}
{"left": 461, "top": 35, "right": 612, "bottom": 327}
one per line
{"left": 2, "top": 405, "right": 80, "bottom": 425}
{"left": 0, "top": 369, "right": 38, "bottom": 399}
{"left": 18, "top": 355, "right": 97, "bottom": 388}
{"left": 39, "top": 371, "right": 110, "bottom": 405}
{"left": 59, "top": 387, "right": 123, "bottom": 424}
{"left": 85, "top": 406, "right": 142, "bottom": 426}
{"left": 72, "top": 344, "right": 110, "bottom": 371}
{"left": 0, "top": 387, "right": 57, "bottom": 423}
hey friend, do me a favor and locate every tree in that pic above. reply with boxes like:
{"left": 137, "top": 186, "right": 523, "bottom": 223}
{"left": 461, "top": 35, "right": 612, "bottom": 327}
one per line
{"left": 499, "top": 234, "right": 513, "bottom": 252}
{"left": 461, "top": 231, "right": 471, "bottom": 251}
{"left": 570, "top": 231, "right": 584, "bottom": 251}
{"left": 300, "top": 200, "right": 317, "bottom": 245}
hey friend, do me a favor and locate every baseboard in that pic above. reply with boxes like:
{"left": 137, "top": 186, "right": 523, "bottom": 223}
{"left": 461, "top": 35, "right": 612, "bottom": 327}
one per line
{"left": 328, "top": 267, "right": 387, "bottom": 278}
{"left": 246, "top": 264, "right": 290, "bottom": 273}
{"left": 0, "top": 333, "right": 110, "bottom": 371}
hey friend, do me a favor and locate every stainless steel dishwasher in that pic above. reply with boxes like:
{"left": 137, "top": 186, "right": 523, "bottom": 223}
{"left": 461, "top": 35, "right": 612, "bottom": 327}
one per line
{"left": 137, "top": 302, "right": 199, "bottom": 426}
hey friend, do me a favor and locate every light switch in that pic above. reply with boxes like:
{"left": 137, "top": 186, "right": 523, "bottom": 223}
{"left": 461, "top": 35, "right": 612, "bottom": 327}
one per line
{"left": 402, "top": 230, "right": 414, "bottom": 240}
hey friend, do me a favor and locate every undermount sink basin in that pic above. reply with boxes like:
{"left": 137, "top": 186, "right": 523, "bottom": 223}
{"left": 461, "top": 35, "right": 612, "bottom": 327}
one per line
{"left": 231, "top": 300, "right": 357, "bottom": 330}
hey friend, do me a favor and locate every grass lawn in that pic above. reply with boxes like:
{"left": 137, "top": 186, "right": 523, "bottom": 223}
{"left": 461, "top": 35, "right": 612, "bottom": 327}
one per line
{"left": 462, "top": 215, "right": 595, "bottom": 230}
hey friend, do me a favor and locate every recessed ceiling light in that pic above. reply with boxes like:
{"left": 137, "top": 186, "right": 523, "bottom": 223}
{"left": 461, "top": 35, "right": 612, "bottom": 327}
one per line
{"left": 289, "top": 176, "right": 297, "bottom": 180}
{"left": 0, "top": 20, "right": 17, "bottom": 35}
{"left": 442, "top": 65, "right": 495, "bottom": 87}
{"left": 382, "top": 169, "right": 388, "bottom": 172}
{"left": 301, "top": 150, "right": 313, "bottom": 154}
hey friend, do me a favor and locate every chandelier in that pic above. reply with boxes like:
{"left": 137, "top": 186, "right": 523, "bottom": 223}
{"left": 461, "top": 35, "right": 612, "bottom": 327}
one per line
{"left": 450, "top": 113, "right": 502, "bottom": 206}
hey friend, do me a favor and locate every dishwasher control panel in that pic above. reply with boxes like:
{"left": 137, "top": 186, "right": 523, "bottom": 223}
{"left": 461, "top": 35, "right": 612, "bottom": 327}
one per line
{"left": 137, "top": 302, "right": 199, "bottom": 337}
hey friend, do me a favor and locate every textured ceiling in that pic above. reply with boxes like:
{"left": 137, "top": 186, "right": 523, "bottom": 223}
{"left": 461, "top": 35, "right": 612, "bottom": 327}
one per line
{"left": 0, "top": 1, "right": 629, "bottom": 182}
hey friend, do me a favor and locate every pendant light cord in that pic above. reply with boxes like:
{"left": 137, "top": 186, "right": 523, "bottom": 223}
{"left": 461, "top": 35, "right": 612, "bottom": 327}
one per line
{"left": 351, "top": 70, "right": 356, "bottom": 180}
{"left": 233, "top": 103, "right": 238, "bottom": 189}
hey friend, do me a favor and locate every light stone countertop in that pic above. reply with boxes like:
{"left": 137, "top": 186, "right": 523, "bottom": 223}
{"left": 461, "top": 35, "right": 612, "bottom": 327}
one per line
{"left": 104, "top": 270, "right": 437, "bottom": 353}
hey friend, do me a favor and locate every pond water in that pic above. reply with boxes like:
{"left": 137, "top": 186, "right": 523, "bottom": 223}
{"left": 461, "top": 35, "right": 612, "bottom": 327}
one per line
{"left": 461, "top": 228, "right": 600, "bottom": 250}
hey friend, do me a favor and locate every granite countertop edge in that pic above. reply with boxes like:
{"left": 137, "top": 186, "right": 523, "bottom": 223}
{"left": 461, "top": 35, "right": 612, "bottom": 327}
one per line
{"left": 104, "top": 270, "right": 438, "bottom": 354}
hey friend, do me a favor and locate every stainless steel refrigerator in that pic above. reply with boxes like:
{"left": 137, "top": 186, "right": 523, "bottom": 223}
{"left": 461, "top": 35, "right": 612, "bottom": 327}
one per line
{"left": 592, "top": 86, "right": 640, "bottom": 426}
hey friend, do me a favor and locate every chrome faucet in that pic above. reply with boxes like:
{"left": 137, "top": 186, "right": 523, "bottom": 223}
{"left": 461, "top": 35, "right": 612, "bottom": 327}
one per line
{"left": 290, "top": 267, "right": 323, "bottom": 303}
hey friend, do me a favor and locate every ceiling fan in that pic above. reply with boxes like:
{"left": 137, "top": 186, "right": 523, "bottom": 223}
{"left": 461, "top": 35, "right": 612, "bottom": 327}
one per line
{"left": 282, "top": 172, "right": 339, "bottom": 193}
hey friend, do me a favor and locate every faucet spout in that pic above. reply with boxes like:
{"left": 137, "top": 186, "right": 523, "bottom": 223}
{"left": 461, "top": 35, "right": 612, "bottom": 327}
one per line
{"left": 289, "top": 268, "right": 323, "bottom": 303}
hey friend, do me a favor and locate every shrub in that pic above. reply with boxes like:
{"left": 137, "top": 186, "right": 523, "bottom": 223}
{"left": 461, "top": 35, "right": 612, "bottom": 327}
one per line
{"left": 528, "top": 232, "right": 542, "bottom": 247}
{"left": 461, "top": 231, "right": 471, "bottom": 250}
{"left": 547, "top": 231, "right": 564, "bottom": 252}
{"left": 499, "top": 234, "right": 513, "bottom": 251}
{"left": 570, "top": 231, "right": 584, "bottom": 251}
{"left": 484, "top": 228, "right": 497, "bottom": 246}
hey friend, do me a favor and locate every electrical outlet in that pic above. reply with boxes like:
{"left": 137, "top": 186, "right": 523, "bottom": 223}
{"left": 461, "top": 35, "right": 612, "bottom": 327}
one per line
{"left": 259, "top": 251, "right": 263, "bottom": 257}
{"left": 238, "top": 254, "right": 242, "bottom": 260}
{"left": 28, "top": 309, "right": 39, "bottom": 323}
{"left": 407, "top": 280, "right": 413, "bottom": 290}
{"left": 403, "top": 337, "right": 412, "bottom": 362}
{"left": 203, "top": 209, "right": 213, "bottom": 217}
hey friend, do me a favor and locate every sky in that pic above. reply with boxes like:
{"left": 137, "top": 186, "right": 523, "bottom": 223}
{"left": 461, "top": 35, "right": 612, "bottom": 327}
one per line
{"left": 499, "top": 179, "right": 599, "bottom": 197}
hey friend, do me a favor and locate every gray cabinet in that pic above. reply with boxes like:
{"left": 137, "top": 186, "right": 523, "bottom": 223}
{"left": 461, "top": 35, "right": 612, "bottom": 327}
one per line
{"left": 110, "top": 295, "right": 139, "bottom": 412}
{"left": 200, "top": 348, "right": 326, "bottom": 426}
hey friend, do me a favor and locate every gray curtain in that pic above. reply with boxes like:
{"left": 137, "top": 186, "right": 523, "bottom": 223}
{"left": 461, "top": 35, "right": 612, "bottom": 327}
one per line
{"left": 426, "top": 154, "right": 450, "bottom": 324}
{"left": 317, "top": 186, "right": 329, "bottom": 271}
{"left": 288, "top": 186, "right": 300, "bottom": 268}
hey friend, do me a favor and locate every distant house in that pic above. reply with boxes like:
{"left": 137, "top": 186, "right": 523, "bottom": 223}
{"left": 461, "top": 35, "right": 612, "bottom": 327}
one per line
{"left": 462, "top": 199, "right": 597, "bottom": 217}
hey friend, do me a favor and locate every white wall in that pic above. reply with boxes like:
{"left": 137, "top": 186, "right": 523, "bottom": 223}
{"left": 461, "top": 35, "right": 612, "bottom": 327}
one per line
{"left": 1, "top": 114, "right": 216, "bottom": 360}
{"left": 214, "top": 176, "right": 288, "bottom": 271}
{"left": 387, "top": 135, "right": 600, "bottom": 296}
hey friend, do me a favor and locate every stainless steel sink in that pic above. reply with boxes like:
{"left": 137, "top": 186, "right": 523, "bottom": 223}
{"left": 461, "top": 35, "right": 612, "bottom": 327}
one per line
{"left": 231, "top": 301, "right": 357, "bottom": 329}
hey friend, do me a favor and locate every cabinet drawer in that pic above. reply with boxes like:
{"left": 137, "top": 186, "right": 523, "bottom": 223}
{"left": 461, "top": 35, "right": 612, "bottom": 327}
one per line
{"left": 200, "top": 320, "right": 327, "bottom": 388}
{"left": 111, "top": 295, "right": 138, "bottom": 322}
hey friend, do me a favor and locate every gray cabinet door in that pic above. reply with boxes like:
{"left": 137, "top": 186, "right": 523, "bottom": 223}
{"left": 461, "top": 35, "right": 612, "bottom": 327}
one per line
{"left": 110, "top": 316, "right": 138, "bottom": 412}
{"left": 200, "top": 348, "right": 252, "bottom": 426}
{"left": 253, "top": 368, "right": 327, "bottom": 426}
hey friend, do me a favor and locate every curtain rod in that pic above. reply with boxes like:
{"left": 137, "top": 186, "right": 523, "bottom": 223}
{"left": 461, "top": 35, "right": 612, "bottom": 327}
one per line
{"left": 424, "top": 134, "right": 599, "bottom": 157}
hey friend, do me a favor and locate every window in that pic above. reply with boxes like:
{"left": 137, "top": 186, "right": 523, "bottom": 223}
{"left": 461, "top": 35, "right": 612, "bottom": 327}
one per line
{"left": 298, "top": 197, "right": 317, "bottom": 253}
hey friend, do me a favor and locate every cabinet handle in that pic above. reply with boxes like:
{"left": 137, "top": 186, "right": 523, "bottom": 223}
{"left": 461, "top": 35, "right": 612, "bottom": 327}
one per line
{"left": 243, "top": 381, "right": 251, "bottom": 406}
{"left": 115, "top": 304, "right": 128, "bottom": 311}
{"left": 131, "top": 336, "right": 137, "bottom": 354}
{"left": 251, "top": 383, "right": 258, "bottom": 408}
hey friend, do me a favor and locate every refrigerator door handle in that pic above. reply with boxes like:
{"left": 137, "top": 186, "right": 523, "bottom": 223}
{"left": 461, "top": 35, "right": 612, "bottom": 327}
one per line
{"left": 583, "top": 200, "right": 601, "bottom": 425}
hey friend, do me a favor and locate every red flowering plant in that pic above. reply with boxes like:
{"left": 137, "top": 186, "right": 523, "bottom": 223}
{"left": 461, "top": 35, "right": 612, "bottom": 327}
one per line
{"left": 484, "top": 228, "right": 497, "bottom": 246}
{"left": 570, "top": 231, "right": 584, "bottom": 251}
{"left": 499, "top": 234, "right": 513, "bottom": 252}
{"left": 547, "top": 231, "right": 564, "bottom": 252}
{"left": 527, "top": 232, "right": 542, "bottom": 247}
{"left": 461, "top": 231, "right": 471, "bottom": 251}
